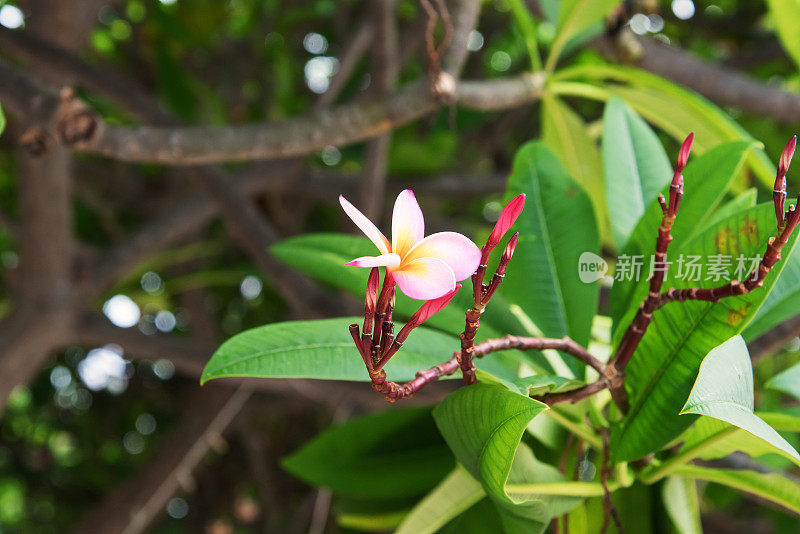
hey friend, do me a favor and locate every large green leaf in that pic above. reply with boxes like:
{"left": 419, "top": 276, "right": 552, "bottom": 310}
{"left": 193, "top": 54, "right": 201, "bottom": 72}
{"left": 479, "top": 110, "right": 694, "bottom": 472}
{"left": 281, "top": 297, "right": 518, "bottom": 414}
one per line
{"left": 433, "top": 383, "right": 547, "bottom": 497}
{"left": 546, "top": 0, "right": 621, "bottom": 71}
{"left": 766, "top": 0, "right": 800, "bottom": 71}
{"left": 433, "top": 382, "right": 579, "bottom": 533}
{"left": 438, "top": 499, "right": 505, "bottom": 534}
{"left": 551, "top": 64, "right": 775, "bottom": 186}
{"left": 744, "top": 242, "right": 800, "bottom": 340}
{"left": 283, "top": 406, "right": 452, "bottom": 500}
{"left": 502, "top": 141, "right": 600, "bottom": 356}
{"left": 201, "top": 317, "right": 459, "bottom": 383}
{"left": 395, "top": 465, "right": 485, "bottom": 534}
{"left": 766, "top": 362, "right": 800, "bottom": 401}
{"left": 541, "top": 94, "right": 609, "bottom": 241}
{"left": 602, "top": 97, "right": 672, "bottom": 249}
{"left": 680, "top": 336, "right": 800, "bottom": 462}
{"left": 662, "top": 476, "right": 702, "bottom": 534}
{"left": 611, "top": 203, "right": 799, "bottom": 462}
{"left": 610, "top": 141, "right": 756, "bottom": 330}
{"left": 675, "top": 464, "right": 800, "bottom": 515}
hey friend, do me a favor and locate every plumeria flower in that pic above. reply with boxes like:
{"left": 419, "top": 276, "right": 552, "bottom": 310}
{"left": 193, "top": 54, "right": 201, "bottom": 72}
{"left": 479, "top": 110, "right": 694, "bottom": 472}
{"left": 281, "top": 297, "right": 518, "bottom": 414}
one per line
{"left": 339, "top": 190, "right": 481, "bottom": 300}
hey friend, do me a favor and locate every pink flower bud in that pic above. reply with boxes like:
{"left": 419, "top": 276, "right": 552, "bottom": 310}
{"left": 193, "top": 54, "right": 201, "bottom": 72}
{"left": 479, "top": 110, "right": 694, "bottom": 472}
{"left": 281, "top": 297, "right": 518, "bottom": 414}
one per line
{"left": 487, "top": 194, "right": 526, "bottom": 250}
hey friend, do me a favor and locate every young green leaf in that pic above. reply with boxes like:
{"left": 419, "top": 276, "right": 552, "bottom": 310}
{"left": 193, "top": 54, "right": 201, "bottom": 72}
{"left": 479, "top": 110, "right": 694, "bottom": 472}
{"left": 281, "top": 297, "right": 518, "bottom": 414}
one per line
{"left": 283, "top": 406, "right": 452, "bottom": 500}
{"left": 552, "top": 64, "right": 774, "bottom": 185}
{"left": 662, "top": 476, "right": 702, "bottom": 534}
{"left": 766, "top": 362, "right": 800, "bottom": 401}
{"left": 641, "top": 411, "right": 800, "bottom": 484}
{"left": 201, "top": 317, "right": 458, "bottom": 383}
{"left": 611, "top": 203, "right": 799, "bottom": 462}
{"left": 602, "top": 96, "right": 672, "bottom": 249}
{"left": 546, "top": 0, "right": 621, "bottom": 71}
{"left": 675, "top": 464, "right": 800, "bottom": 515}
{"left": 680, "top": 336, "right": 800, "bottom": 463}
{"left": 502, "top": 141, "right": 600, "bottom": 357}
{"left": 541, "top": 94, "right": 609, "bottom": 241}
{"left": 766, "top": 0, "right": 800, "bottom": 71}
{"left": 395, "top": 465, "right": 485, "bottom": 534}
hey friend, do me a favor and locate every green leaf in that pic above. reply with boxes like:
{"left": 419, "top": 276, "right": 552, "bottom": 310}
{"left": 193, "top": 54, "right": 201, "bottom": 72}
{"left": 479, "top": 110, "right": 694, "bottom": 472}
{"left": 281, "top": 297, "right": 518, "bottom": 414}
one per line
{"left": 507, "top": 0, "right": 542, "bottom": 71}
{"left": 438, "top": 499, "right": 505, "bottom": 534}
{"left": 766, "top": 362, "right": 800, "bottom": 401}
{"left": 542, "top": 94, "right": 609, "bottom": 242}
{"left": 546, "top": 0, "right": 621, "bottom": 71}
{"left": 551, "top": 64, "right": 775, "bottom": 186}
{"left": 395, "top": 465, "right": 485, "bottom": 534}
{"left": 602, "top": 97, "right": 672, "bottom": 249}
{"left": 675, "top": 464, "right": 800, "bottom": 515}
{"left": 434, "top": 383, "right": 577, "bottom": 533}
{"left": 433, "top": 383, "right": 547, "bottom": 497}
{"left": 641, "top": 411, "right": 800, "bottom": 484}
{"left": 662, "top": 476, "right": 702, "bottom": 534}
{"left": 502, "top": 141, "right": 600, "bottom": 356}
{"left": 704, "top": 188, "right": 758, "bottom": 230}
{"left": 680, "top": 336, "right": 800, "bottom": 462}
{"left": 610, "top": 141, "right": 757, "bottom": 333}
{"left": 201, "top": 317, "right": 458, "bottom": 383}
{"left": 744, "top": 242, "right": 800, "bottom": 340}
{"left": 283, "top": 406, "right": 452, "bottom": 500}
{"left": 766, "top": 0, "right": 800, "bottom": 71}
{"left": 611, "top": 203, "right": 799, "bottom": 462}
{"left": 0, "top": 103, "right": 5, "bottom": 136}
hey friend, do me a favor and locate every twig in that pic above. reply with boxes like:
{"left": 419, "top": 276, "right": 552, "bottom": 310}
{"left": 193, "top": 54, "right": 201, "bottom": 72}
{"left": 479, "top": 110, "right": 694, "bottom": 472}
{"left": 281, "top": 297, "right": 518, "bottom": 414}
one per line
{"left": 606, "top": 134, "right": 694, "bottom": 411}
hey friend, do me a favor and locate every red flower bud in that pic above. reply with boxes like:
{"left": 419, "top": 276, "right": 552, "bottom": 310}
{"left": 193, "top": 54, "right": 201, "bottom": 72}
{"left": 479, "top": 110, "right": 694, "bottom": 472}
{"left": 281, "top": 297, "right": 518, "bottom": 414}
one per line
{"left": 496, "top": 233, "right": 519, "bottom": 277}
{"left": 778, "top": 135, "right": 797, "bottom": 180}
{"left": 675, "top": 132, "right": 694, "bottom": 175}
{"left": 365, "top": 267, "right": 379, "bottom": 315}
{"left": 487, "top": 194, "right": 526, "bottom": 250}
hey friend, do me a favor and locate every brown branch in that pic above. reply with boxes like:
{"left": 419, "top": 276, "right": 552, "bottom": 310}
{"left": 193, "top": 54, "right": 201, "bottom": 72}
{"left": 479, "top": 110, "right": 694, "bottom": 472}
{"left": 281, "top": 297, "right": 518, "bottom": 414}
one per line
{"left": 608, "top": 135, "right": 694, "bottom": 388}
{"left": 472, "top": 334, "right": 606, "bottom": 375}
{"left": 0, "top": 57, "right": 545, "bottom": 165}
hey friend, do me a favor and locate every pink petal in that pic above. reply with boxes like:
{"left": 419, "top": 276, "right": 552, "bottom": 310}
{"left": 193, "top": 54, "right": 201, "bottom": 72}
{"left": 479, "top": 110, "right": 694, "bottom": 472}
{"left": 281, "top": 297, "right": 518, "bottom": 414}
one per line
{"left": 339, "top": 195, "right": 390, "bottom": 254}
{"left": 393, "top": 257, "right": 456, "bottom": 300}
{"left": 391, "top": 189, "right": 425, "bottom": 258}
{"left": 346, "top": 253, "right": 401, "bottom": 268}
{"left": 404, "top": 232, "right": 481, "bottom": 281}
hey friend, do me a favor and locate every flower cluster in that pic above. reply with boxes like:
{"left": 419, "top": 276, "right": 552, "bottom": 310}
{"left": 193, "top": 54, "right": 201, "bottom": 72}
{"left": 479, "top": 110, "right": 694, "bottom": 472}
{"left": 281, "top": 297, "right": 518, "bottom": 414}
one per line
{"left": 339, "top": 189, "right": 525, "bottom": 400}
